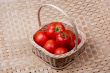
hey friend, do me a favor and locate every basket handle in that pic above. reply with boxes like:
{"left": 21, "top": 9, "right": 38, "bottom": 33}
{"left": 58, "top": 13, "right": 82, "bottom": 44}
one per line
{"left": 38, "top": 4, "right": 78, "bottom": 49}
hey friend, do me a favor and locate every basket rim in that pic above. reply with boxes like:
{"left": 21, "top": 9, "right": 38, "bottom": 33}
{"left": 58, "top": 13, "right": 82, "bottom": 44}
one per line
{"left": 30, "top": 23, "right": 86, "bottom": 59}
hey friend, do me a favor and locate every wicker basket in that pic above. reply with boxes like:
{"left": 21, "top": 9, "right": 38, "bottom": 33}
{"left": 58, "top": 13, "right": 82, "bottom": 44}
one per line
{"left": 31, "top": 4, "right": 86, "bottom": 69}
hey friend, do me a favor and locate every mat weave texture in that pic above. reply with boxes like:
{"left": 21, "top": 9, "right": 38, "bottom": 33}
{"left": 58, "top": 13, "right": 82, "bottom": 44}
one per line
{"left": 0, "top": 0, "right": 110, "bottom": 73}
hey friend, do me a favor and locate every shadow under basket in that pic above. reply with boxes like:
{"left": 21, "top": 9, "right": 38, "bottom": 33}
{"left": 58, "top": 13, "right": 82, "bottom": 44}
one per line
{"left": 31, "top": 4, "right": 86, "bottom": 70}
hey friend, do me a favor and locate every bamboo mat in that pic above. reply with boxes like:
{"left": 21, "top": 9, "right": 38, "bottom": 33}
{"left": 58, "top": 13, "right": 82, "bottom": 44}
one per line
{"left": 0, "top": 0, "right": 110, "bottom": 73}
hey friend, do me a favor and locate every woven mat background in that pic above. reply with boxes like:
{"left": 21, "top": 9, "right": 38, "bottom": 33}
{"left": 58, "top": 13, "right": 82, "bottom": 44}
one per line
{"left": 0, "top": 0, "right": 110, "bottom": 73}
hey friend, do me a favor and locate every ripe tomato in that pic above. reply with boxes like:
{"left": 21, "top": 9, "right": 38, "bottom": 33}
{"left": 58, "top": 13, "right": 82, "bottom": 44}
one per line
{"left": 43, "top": 40, "right": 57, "bottom": 53}
{"left": 66, "top": 30, "right": 76, "bottom": 40}
{"left": 54, "top": 47, "right": 68, "bottom": 55}
{"left": 69, "top": 40, "right": 75, "bottom": 50}
{"left": 56, "top": 31, "right": 71, "bottom": 47}
{"left": 34, "top": 31, "right": 48, "bottom": 46}
{"left": 69, "top": 36, "right": 81, "bottom": 50}
{"left": 66, "top": 30, "right": 82, "bottom": 50}
{"left": 47, "top": 22, "right": 65, "bottom": 39}
{"left": 65, "top": 30, "right": 75, "bottom": 50}
{"left": 66, "top": 30, "right": 75, "bottom": 38}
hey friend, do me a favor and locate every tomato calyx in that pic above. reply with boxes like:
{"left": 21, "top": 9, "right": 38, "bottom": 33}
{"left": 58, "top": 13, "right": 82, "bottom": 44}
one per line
{"left": 60, "top": 32, "right": 69, "bottom": 39}
{"left": 55, "top": 26, "right": 60, "bottom": 32}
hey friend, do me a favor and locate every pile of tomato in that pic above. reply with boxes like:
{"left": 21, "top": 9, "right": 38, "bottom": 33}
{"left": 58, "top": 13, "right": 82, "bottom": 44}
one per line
{"left": 34, "top": 22, "right": 81, "bottom": 55}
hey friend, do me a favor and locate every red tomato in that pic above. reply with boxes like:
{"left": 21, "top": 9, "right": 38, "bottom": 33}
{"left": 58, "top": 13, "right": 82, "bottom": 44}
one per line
{"left": 65, "top": 30, "right": 75, "bottom": 38}
{"left": 66, "top": 30, "right": 82, "bottom": 50}
{"left": 47, "top": 22, "right": 65, "bottom": 39}
{"left": 56, "top": 31, "right": 71, "bottom": 47}
{"left": 43, "top": 40, "right": 57, "bottom": 53}
{"left": 69, "top": 36, "right": 81, "bottom": 50}
{"left": 69, "top": 40, "right": 75, "bottom": 50}
{"left": 54, "top": 47, "right": 68, "bottom": 55}
{"left": 34, "top": 31, "right": 48, "bottom": 46}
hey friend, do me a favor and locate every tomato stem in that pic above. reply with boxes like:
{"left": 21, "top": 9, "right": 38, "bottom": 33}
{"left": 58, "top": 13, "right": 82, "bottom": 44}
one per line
{"left": 55, "top": 26, "right": 60, "bottom": 32}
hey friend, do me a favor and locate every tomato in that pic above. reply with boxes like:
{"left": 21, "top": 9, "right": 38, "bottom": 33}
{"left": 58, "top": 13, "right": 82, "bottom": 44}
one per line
{"left": 47, "top": 22, "right": 65, "bottom": 39}
{"left": 66, "top": 30, "right": 82, "bottom": 50}
{"left": 69, "top": 40, "right": 75, "bottom": 50}
{"left": 43, "top": 40, "right": 57, "bottom": 53}
{"left": 66, "top": 30, "right": 76, "bottom": 40}
{"left": 69, "top": 36, "right": 81, "bottom": 50}
{"left": 34, "top": 31, "right": 48, "bottom": 46}
{"left": 56, "top": 31, "right": 71, "bottom": 47}
{"left": 66, "top": 30, "right": 75, "bottom": 38}
{"left": 54, "top": 47, "right": 68, "bottom": 55}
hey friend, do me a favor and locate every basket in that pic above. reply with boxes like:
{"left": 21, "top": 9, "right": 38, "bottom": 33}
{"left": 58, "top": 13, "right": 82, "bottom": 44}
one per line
{"left": 31, "top": 4, "right": 86, "bottom": 69}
